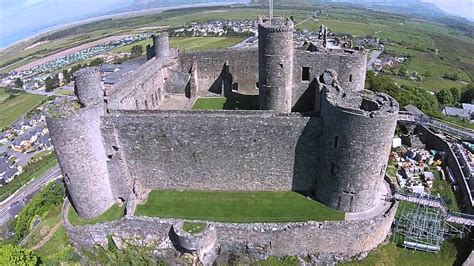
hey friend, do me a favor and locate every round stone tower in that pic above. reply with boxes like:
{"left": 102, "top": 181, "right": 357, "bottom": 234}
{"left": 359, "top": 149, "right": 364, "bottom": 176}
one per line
{"left": 74, "top": 67, "right": 103, "bottom": 107}
{"left": 258, "top": 16, "right": 294, "bottom": 113}
{"left": 48, "top": 68, "right": 114, "bottom": 219}
{"left": 153, "top": 32, "right": 170, "bottom": 61}
{"left": 316, "top": 75, "right": 399, "bottom": 213}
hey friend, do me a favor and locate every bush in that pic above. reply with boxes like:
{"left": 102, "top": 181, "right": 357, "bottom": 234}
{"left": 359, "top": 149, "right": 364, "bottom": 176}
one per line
{"left": 0, "top": 244, "right": 39, "bottom": 265}
{"left": 14, "top": 182, "right": 65, "bottom": 243}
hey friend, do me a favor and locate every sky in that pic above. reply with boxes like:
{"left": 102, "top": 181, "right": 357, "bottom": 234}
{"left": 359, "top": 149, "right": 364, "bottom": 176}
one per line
{"left": 423, "top": 0, "right": 474, "bottom": 21}
{"left": 0, "top": 0, "right": 472, "bottom": 48}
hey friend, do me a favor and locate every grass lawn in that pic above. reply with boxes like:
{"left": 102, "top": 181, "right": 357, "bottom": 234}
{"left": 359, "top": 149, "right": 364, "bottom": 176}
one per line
{"left": 136, "top": 191, "right": 344, "bottom": 223}
{"left": 344, "top": 242, "right": 458, "bottom": 266}
{"left": 0, "top": 152, "right": 57, "bottom": 202}
{"left": 182, "top": 222, "right": 207, "bottom": 234}
{"left": 68, "top": 204, "right": 125, "bottom": 226}
{"left": 114, "top": 36, "right": 244, "bottom": 54}
{"left": 431, "top": 169, "right": 459, "bottom": 212}
{"left": 192, "top": 96, "right": 259, "bottom": 110}
{"left": 0, "top": 90, "right": 46, "bottom": 130}
{"left": 34, "top": 225, "right": 80, "bottom": 265}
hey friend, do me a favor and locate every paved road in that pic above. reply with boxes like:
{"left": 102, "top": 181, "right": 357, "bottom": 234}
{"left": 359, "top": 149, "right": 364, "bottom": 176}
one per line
{"left": 367, "top": 49, "right": 383, "bottom": 71}
{"left": 0, "top": 165, "right": 61, "bottom": 226}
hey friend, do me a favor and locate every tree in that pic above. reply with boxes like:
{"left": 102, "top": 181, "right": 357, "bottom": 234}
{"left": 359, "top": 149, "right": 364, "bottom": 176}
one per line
{"left": 130, "top": 45, "right": 144, "bottom": 57}
{"left": 0, "top": 244, "right": 38, "bottom": 266}
{"left": 461, "top": 83, "right": 474, "bottom": 103}
{"left": 88, "top": 58, "right": 104, "bottom": 67}
{"left": 62, "top": 69, "right": 71, "bottom": 84}
{"left": 450, "top": 87, "right": 462, "bottom": 104}
{"left": 45, "top": 75, "right": 59, "bottom": 92}
{"left": 436, "top": 90, "right": 454, "bottom": 105}
{"left": 14, "top": 78, "right": 23, "bottom": 88}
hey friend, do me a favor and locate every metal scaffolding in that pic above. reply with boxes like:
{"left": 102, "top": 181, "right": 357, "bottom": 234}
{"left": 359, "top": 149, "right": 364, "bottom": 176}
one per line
{"left": 393, "top": 201, "right": 471, "bottom": 253}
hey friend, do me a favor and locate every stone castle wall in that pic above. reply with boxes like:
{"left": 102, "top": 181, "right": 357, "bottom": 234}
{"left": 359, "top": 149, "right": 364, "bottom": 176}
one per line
{"left": 171, "top": 48, "right": 366, "bottom": 111}
{"left": 292, "top": 49, "right": 367, "bottom": 112}
{"left": 107, "top": 58, "right": 164, "bottom": 110}
{"left": 177, "top": 49, "right": 259, "bottom": 95}
{"left": 63, "top": 200, "right": 397, "bottom": 263}
{"left": 101, "top": 110, "right": 320, "bottom": 196}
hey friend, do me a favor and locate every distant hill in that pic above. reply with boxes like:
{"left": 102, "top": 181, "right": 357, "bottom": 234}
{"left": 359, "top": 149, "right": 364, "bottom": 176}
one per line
{"left": 309, "top": 0, "right": 447, "bottom": 18}
{"left": 250, "top": 0, "right": 309, "bottom": 5}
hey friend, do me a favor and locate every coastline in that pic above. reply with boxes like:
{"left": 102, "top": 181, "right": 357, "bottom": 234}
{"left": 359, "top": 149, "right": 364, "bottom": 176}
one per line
{"left": 0, "top": 2, "right": 244, "bottom": 53}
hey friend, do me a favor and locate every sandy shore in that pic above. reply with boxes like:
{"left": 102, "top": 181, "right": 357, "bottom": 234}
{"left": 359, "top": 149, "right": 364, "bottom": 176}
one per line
{"left": 0, "top": 2, "right": 242, "bottom": 53}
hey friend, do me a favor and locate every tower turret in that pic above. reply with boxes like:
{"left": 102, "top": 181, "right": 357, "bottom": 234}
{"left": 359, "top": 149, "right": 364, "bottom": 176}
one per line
{"left": 153, "top": 32, "right": 170, "bottom": 61}
{"left": 74, "top": 67, "right": 104, "bottom": 107}
{"left": 316, "top": 71, "right": 399, "bottom": 212}
{"left": 258, "top": 16, "right": 294, "bottom": 113}
{"left": 48, "top": 68, "right": 114, "bottom": 219}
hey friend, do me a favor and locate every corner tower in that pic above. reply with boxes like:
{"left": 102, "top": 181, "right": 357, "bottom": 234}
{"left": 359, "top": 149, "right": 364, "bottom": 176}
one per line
{"left": 153, "top": 32, "right": 170, "bottom": 62}
{"left": 258, "top": 16, "right": 294, "bottom": 113}
{"left": 316, "top": 71, "right": 399, "bottom": 213}
{"left": 47, "top": 68, "right": 114, "bottom": 219}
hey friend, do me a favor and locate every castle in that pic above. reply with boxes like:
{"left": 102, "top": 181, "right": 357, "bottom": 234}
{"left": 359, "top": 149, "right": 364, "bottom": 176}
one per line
{"left": 47, "top": 16, "right": 399, "bottom": 220}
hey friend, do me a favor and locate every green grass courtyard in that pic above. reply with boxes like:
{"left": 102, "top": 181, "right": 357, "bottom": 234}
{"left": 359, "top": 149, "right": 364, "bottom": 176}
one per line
{"left": 136, "top": 191, "right": 344, "bottom": 223}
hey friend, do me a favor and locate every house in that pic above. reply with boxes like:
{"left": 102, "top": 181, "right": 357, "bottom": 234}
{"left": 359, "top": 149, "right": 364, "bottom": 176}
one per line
{"left": 0, "top": 156, "right": 19, "bottom": 185}
{"left": 0, "top": 131, "right": 12, "bottom": 144}
{"left": 442, "top": 103, "right": 474, "bottom": 121}
{"left": 36, "top": 134, "right": 53, "bottom": 151}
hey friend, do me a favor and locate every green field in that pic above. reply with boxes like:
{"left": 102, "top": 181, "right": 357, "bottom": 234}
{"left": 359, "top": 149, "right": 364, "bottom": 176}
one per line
{"left": 0, "top": 90, "right": 46, "bottom": 130}
{"left": 0, "top": 152, "right": 57, "bottom": 202}
{"left": 388, "top": 76, "right": 465, "bottom": 92}
{"left": 136, "top": 191, "right": 344, "bottom": 222}
{"left": 114, "top": 36, "right": 244, "bottom": 54}
{"left": 68, "top": 204, "right": 125, "bottom": 226}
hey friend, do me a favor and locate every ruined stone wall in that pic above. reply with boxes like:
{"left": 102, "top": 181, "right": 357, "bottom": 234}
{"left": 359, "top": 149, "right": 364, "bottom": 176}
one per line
{"left": 292, "top": 49, "right": 367, "bottom": 112}
{"left": 316, "top": 87, "right": 399, "bottom": 213}
{"left": 107, "top": 58, "right": 164, "bottom": 110}
{"left": 101, "top": 110, "right": 320, "bottom": 195}
{"left": 176, "top": 49, "right": 259, "bottom": 95}
{"left": 63, "top": 200, "right": 397, "bottom": 261}
{"left": 48, "top": 105, "right": 114, "bottom": 219}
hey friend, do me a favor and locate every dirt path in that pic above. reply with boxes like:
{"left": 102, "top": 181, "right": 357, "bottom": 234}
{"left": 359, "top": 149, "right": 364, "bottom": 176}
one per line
{"left": 31, "top": 222, "right": 62, "bottom": 251}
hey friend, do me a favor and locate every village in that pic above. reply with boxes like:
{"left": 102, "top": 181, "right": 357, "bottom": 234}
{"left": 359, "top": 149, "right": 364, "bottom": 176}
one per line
{"left": 0, "top": 105, "right": 54, "bottom": 186}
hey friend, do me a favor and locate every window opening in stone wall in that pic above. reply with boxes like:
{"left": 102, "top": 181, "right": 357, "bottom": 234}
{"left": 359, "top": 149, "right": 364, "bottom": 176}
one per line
{"left": 145, "top": 100, "right": 148, "bottom": 110}
{"left": 302, "top": 67, "right": 310, "bottom": 81}
{"left": 135, "top": 100, "right": 139, "bottom": 109}
{"left": 349, "top": 74, "right": 353, "bottom": 82}
{"left": 151, "top": 95, "right": 155, "bottom": 107}
{"left": 330, "top": 162, "right": 336, "bottom": 175}
{"left": 334, "top": 136, "right": 339, "bottom": 149}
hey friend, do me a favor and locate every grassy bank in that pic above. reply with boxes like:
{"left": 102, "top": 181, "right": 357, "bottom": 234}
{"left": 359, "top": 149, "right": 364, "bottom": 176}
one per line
{"left": 136, "top": 191, "right": 344, "bottom": 222}
{"left": 68, "top": 204, "right": 125, "bottom": 226}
